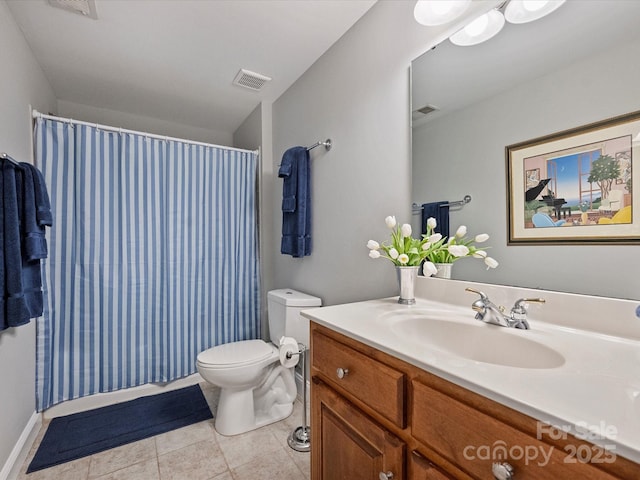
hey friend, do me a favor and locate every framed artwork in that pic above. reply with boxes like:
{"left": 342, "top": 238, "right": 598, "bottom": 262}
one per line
{"left": 506, "top": 111, "right": 639, "bottom": 244}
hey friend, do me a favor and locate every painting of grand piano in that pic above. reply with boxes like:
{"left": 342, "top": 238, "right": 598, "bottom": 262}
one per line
{"left": 522, "top": 136, "right": 630, "bottom": 228}
{"left": 507, "top": 110, "right": 640, "bottom": 244}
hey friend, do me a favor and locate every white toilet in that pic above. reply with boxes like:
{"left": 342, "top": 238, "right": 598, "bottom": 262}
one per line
{"left": 196, "top": 288, "right": 321, "bottom": 436}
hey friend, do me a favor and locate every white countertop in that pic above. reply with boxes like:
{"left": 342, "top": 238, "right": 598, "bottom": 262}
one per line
{"left": 302, "top": 277, "right": 640, "bottom": 464}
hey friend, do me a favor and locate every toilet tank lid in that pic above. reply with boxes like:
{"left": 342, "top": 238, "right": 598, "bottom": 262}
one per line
{"left": 268, "top": 289, "right": 322, "bottom": 307}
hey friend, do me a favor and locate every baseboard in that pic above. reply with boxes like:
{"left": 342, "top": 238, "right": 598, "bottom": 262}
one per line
{"left": 43, "top": 373, "right": 204, "bottom": 419}
{"left": 0, "top": 411, "right": 41, "bottom": 480}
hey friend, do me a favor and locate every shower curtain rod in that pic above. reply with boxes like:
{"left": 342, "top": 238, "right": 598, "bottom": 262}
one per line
{"left": 32, "top": 110, "right": 259, "bottom": 155}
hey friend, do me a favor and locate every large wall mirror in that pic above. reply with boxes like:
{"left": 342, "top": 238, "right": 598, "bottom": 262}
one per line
{"left": 411, "top": 0, "right": 640, "bottom": 300}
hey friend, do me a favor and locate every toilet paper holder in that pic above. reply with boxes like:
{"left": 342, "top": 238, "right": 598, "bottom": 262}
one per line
{"left": 285, "top": 343, "right": 311, "bottom": 453}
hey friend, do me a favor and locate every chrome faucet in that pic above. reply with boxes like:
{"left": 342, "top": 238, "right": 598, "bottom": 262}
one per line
{"left": 465, "top": 288, "right": 545, "bottom": 329}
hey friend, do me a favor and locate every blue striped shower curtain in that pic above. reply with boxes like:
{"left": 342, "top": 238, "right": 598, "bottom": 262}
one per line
{"left": 34, "top": 117, "right": 260, "bottom": 411}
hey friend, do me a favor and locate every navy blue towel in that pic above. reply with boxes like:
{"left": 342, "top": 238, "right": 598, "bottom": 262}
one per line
{"left": 279, "top": 146, "right": 311, "bottom": 257}
{"left": 1, "top": 160, "right": 50, "bottom": 331}
{"left": 20, "top": 163, "right": 49, "bottom": 260}
{"left": 32, "top": 164, "right": 53, "bottom": 227}
{"left": 2, "top": 162, "right": 31, "bottom": 330}
{"left": 421, "top": 201, "right": 450, "bottom": 238}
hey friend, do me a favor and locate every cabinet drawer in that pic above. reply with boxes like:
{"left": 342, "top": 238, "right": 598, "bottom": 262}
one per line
{"left": 312, "top": 330, "right": 406, "bottom": 428}
{"left": 412, "top": 380, "right": 618, "bottom": 480}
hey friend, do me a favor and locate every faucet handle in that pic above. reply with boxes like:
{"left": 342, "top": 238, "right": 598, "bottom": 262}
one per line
{"left": 512, "top": 297, "right": 545, "bottom": 312}
{"left": 465, "top": 287, "right": 489, "bottom": 301}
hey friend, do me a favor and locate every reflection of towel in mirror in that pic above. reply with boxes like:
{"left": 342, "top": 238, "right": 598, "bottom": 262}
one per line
{"left": 279, "top": 147, "right": 311, "bottom": 257}
{"left": 421, "top": 201, "right": 449, "bottom": 238}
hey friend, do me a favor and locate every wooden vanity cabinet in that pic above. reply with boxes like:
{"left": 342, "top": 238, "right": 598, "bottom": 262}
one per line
{"left": 409, "top": 450, "right": 456, "bottom": 480}
{"left": 310, "top": 322, "right": 638, "bottom": 480}
{"left": 312, "top": 379, "right": 404, "bottom": 480}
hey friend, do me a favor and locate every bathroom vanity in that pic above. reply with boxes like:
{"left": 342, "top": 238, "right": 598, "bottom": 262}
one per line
{"left": 304, "top": 278, "right": 640, "bottom": 479}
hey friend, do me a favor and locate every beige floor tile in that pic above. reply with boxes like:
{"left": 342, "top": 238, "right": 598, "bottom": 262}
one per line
{"left": 285, "top": 447, "right": 311, "bottom": 479}
{"left": 211, "top": 472, "right": 234, "bottom": 480}
{"left": 155, "top": 419, "right": 216, "bottom": 455}
{"left": 215, "top": 426, "right": 283, "bottom": 470}
{"left": 17, "top": 456, "right": 90, "bottom": 480}
{"left": 231, "top": 445, "right": 304, "bottom": 480}
{"left": 92, "top": 458, "right": 160, "bottom": 480}
{"left": 158, "top": 439, "right": 228, "bottom": 480}
{"left": 88, "top": 438, "right": 156, "bottom": 478}
{"left": 266, "top": 419, "right": 311, "bottom": 479}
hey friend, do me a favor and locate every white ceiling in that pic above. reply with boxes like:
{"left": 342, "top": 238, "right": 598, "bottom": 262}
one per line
{"left": 6, "top": 0, "right": 376, "bottom": 135}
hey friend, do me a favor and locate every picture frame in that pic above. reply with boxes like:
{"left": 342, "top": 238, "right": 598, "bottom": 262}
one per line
{"left": 506, "top": 110, "right": 640, "bottom": 245}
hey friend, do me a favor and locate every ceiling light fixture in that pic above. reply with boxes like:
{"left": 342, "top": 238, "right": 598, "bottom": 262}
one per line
{"left": 413, "top": 0, "right": 471, "bottom": 26}
{"left": 449, "top": 9, "right": 505, "bottom": 47}
{"left": 505, "top": 0, "right": 566, "bottom": 24}
{"left": 414, "top": 0, "right": 565, "bottom": 48}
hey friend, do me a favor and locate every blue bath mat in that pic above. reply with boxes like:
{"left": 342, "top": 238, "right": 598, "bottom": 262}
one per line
{"left": 27, "top": 384, "right": 213, "bottom": 473}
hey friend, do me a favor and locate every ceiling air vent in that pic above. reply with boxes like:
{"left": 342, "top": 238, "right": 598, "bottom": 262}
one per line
{"left": 412, "top": 104, "right": 440, "bottom": 122}
{"left": 48, "top": 0, "right": 98, "bottom": 19}
{"left": 233, "top": 69, "right": 272, "bottom": 92}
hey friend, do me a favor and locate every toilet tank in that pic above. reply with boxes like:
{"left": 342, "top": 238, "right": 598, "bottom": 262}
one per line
{"left": 267, "top": 289, "right": 322, "bottom": 346}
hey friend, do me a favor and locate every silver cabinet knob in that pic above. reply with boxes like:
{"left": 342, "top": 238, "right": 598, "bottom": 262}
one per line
{"left": 492, "top": 462, "right": 514, "bottom": 480}
{"left": 336, "top": 367, "right": 349, "bottom": 379}
{"left": 379, "top": 472, "right": 393, "bottom": 480}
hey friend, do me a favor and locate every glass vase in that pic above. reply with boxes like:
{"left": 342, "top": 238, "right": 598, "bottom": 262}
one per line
{"left": 396, "top": 266, "right": 419, "bottom": 305}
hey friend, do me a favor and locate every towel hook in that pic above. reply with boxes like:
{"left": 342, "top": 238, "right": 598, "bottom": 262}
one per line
{"left": 306, "top": 139, "right": 332, "bottom": 152}
{"left": 0, "top": 152, "right": 20, "bottom": 166}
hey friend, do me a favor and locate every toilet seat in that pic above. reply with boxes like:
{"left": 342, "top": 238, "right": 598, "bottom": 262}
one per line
{"left": 197, "top": 339, "right": 276, "bottom": 369}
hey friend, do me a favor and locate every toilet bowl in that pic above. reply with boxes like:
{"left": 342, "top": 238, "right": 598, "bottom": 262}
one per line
{"left": 196, "top": 289, "right": 321, "bottom": 436}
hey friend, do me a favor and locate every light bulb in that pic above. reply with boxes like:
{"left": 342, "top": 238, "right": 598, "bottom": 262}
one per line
{"left": 450, "top": 9, "right": 504, "bottom": 46}
{"left": 505, "top": 0, "right": 565, "bottom": 24}
{"left": 464, "top": 13, "right": 489, "bottom": 37}
{"left": 431, "top": 1, "right": 454, "bottom": 16}
{"left": 414, "top": 0, "right": 471, "bottom": 26}
{"left": 522, "top": 0, "right": 549, "bottom": 12}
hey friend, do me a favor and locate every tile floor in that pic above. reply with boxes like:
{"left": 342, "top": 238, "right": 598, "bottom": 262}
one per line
{"left": 17, "top": 382, "right": 310, "bottom": 480}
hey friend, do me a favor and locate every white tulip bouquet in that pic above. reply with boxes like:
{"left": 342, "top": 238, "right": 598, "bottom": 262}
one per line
{"left": 367, "top": 215, "right": 498, "bottom": 274}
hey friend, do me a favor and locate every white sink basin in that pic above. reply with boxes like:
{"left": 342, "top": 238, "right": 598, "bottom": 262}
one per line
{"left": 380, "top": 309, "right": 565, "bottom": 369}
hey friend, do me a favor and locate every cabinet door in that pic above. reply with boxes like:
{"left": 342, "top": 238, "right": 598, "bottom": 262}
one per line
{"left": 312, "top": 379, "right": 404, "bottom": 480}
{"left": 409, "top": 450, "right": 455, "bottom": 480}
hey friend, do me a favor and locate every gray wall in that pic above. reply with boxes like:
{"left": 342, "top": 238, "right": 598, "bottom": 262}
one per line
{"left": 0, "top": 1, "right": 56, "bottom": 473}
{"left": 412, "top": 36, "right": 640, "bottom": 300}
{"left": 58, "top": 99, "right": 233, "bottom": 146}
{"left": 233, "top": 103, "right": 274, "bottom": 340}
{"left": 271, "top": 1, "right": 465, "bottom": 306}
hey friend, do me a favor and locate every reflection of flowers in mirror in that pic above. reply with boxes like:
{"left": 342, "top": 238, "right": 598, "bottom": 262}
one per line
{"left": 423, "top": 217, "right": 499, "bottom": 270}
